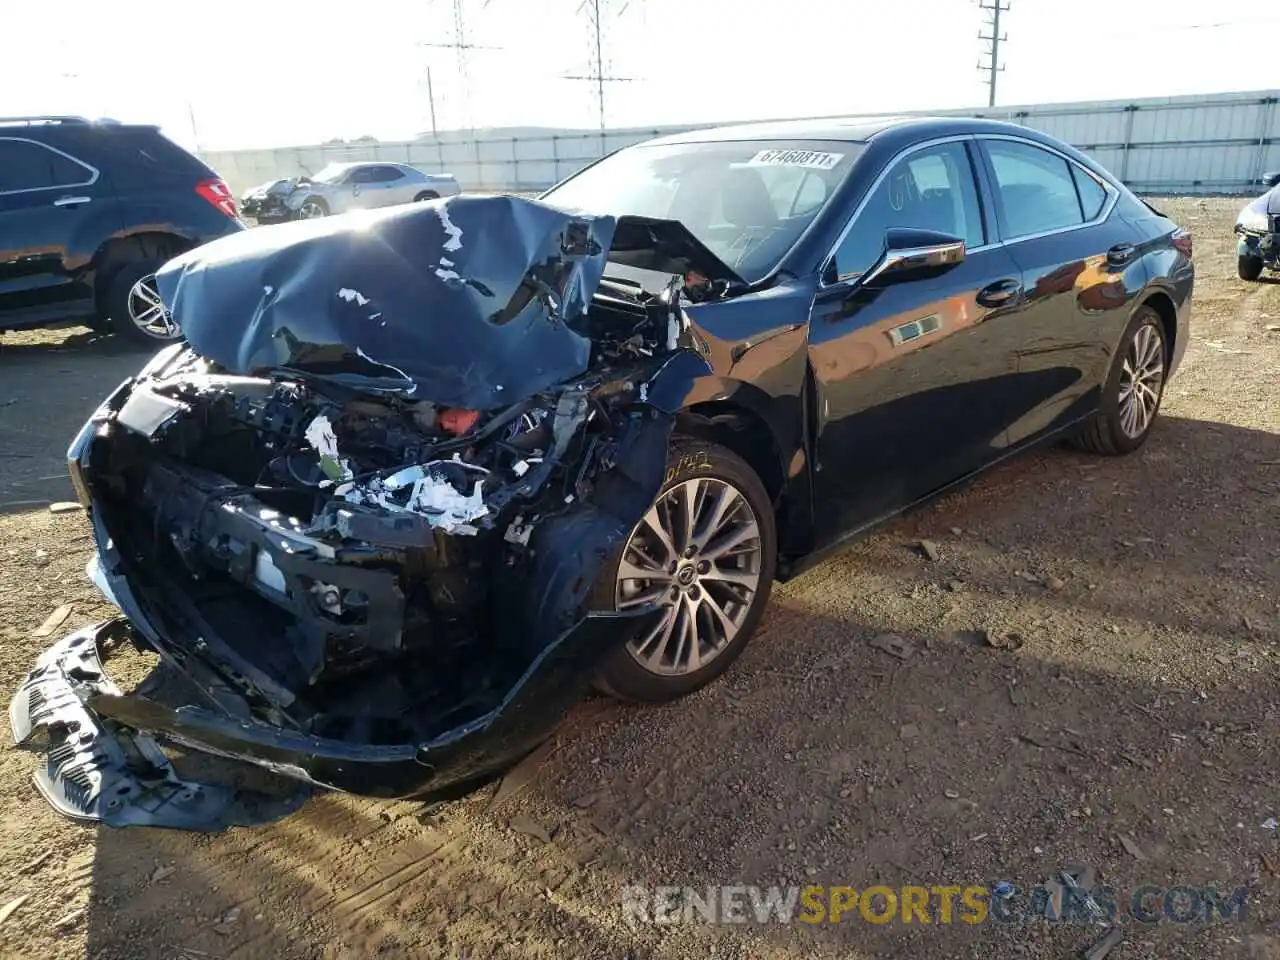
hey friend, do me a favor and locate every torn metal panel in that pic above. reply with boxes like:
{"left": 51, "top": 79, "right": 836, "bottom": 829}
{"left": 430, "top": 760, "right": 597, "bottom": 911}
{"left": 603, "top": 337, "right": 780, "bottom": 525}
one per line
{"left": 154, "top": 195, "right": 620, "bottom": 410}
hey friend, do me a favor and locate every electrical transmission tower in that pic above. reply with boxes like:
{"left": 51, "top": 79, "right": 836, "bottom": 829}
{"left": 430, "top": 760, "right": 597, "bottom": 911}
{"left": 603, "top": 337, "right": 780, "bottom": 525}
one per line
{"left": 419, "top": 0, "right": 502, "bottom": 133}
{"left": 564, "top": 0, "right": 638, "bottom": 144}
{"left": 977, "top": 0, "right": 1009, "bottom": 108}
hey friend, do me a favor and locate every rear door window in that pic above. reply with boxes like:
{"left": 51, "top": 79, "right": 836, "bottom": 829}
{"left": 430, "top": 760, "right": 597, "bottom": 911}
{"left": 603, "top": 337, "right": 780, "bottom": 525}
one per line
{"left": 984, "top": 139, "right": 1086, "bottom": 239}
{"left": 0, "top": 138, "right": 94, "bottom": 193}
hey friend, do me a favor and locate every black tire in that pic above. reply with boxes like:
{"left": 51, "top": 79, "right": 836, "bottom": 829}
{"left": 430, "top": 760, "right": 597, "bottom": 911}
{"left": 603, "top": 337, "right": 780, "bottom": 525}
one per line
{"left": 104, "top": 259, "right": 179, "bottom": 345}
{"left": 414, "top": 190, "right": 440, "bottom": 202}
{"left": 591, "top": 437, "right": 777, "bottom": 702}
{"left": 299, "top": 197, "right": 329, "bottom": 218}
{"left": 1238, "top": 253, "right": 1265, "bottom": 281}
{"left": 1069, "top": 305, "right": 1167, "bottom": 456}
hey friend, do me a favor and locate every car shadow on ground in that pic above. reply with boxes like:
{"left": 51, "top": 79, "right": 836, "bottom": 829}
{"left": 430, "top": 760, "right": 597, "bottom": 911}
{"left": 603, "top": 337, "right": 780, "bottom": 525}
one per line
{"left": 0, "top": 330, "right": 163, "bottom": 510}
{"left": 56, "top": 415, "right": 1280, "bottom": 959}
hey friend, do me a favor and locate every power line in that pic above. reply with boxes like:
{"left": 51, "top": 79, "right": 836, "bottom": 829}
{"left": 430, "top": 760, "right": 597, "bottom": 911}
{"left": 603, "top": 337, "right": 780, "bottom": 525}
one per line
{"left": 977, "top": 0, "right": 1009, "bottom": 108}
{"left": 563, "top": 0, "right": 638, "bottom": 143}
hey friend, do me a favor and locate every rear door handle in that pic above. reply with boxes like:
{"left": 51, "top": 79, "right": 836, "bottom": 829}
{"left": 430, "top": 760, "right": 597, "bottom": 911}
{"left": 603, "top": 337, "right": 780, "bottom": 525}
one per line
{"left": 1107, "top": 242, "right": 1136, "bottom": 265}
{"left": 976, "top": 278, "right": 1022, "bottom": 308}
{"left": 53, "top": 195, "right": 91, "bottom": 207}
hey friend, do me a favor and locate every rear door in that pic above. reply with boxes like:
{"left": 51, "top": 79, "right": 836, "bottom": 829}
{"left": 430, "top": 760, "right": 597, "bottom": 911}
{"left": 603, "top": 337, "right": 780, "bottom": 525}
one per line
{"left": 975, "top": 136, "right": 1149, "bottom": 445}
{"left": 808, "top": 138, "right": 1028, "bottom": 540}
{"left": 372, "top": 166, "right": 414, "bottom": 206}
{"left": 0, "top": 136, "right": 106, "bottom": 320}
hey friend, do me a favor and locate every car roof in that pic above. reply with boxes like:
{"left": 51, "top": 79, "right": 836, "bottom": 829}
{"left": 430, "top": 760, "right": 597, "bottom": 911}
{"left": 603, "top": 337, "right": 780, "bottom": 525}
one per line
{"left": 638, "top": 115, "right": 1031, "bottom": 146}
{"left": 323, "top": 160, "right": 413, "bottom": 170}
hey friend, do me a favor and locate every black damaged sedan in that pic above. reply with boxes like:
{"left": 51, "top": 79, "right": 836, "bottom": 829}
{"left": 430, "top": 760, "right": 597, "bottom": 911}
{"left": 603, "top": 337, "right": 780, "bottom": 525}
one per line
{"left": 12, "top": 116, "right": 1193, "bottom": 829}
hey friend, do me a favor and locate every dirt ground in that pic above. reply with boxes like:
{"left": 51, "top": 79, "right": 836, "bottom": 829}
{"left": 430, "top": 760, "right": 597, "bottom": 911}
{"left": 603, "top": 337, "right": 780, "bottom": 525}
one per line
{"left": 0, "top": 197, "right": 1277, "bottom": 960}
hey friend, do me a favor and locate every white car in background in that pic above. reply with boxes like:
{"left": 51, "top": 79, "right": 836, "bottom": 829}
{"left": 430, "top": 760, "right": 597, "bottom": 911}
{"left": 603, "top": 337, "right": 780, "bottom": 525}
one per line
{"left": 284, "top": 162, "right": 461, "bottom": 219}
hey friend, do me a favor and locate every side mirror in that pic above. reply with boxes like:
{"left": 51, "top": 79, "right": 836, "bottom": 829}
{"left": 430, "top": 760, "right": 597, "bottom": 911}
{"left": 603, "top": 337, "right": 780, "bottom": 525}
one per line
{"left": 1261, "top": 171, "right": 1280, "bottom": 188}
{"left": 862, "top": 227, "right": 966, "bottom": 286}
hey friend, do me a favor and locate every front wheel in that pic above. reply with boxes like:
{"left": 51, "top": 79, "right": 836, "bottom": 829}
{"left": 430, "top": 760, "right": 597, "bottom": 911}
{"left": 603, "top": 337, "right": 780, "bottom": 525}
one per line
{"left": 298, "top": 197, "right": 328, "bottom": 219}
{"left": 1069, "top": 305, "right": 1167, "bottom": 455}
{"left": 107, "top": 260, "right": 180, "bottom": 344}
{"left": 1238, "top": 253, "right": 1265, "bottom": 281}
{"left": 592, "top": 438, "right": 776, "bottom": 702}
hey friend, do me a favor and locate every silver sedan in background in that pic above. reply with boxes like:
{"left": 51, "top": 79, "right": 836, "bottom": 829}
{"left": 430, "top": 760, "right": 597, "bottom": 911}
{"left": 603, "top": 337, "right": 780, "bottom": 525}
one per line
{"left": 285, "top": 162, "right": 461, "bottom": 219}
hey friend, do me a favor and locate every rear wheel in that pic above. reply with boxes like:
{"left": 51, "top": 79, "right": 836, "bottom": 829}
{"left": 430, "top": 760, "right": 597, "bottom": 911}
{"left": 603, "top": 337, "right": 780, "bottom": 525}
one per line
{"left": 414, "top": 190, "right": 440, "bottom": 202}
{"left": 591, "top": 438, "right": 776, "bottom": 702}
{"left": 1069, "top": 305, "right": 1167, "bottom": 455}
{"left": 1238, "top": 253, "right": 1264, "bottom": 281}
{"left": 106, "top": 260, "right": 180, "bottom": 344}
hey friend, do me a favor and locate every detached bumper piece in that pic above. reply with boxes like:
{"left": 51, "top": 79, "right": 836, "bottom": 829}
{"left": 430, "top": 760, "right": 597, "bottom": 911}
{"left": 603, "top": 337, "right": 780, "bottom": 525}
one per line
{"left": 9, "top": 622, "right": 309, "bottom": 831}
{"left": 12, "top": 609, "right": 662, "bottom": 825}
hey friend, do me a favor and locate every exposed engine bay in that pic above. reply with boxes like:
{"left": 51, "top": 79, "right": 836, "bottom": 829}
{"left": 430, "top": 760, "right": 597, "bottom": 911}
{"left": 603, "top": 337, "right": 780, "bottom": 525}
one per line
{"left": 96, "top": 273, "right": 690, "bottom": 742}
{"left": 12, "top": 195, "right": 738, "bottom": 824}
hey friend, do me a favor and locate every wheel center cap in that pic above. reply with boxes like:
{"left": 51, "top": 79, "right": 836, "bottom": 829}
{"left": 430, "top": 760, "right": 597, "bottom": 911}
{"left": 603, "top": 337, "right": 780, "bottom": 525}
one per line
{"left": 676, "top": 565, "right": 697, "bottom": 587}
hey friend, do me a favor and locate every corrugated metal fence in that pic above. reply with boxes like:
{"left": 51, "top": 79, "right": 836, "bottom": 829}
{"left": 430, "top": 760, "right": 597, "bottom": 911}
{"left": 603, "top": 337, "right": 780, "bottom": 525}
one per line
{"left": 202, "top": 88, "right": 1280, "bottom": 199}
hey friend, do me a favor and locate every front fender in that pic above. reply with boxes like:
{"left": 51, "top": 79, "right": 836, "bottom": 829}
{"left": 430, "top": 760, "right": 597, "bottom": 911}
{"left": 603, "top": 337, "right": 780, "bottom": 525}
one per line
{"left": 641, "top": 351, "right": 799, "bottom": 457}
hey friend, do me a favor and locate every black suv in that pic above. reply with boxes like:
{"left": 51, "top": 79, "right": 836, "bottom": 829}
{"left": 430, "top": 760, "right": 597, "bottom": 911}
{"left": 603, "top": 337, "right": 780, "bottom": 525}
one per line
{"left": 0, "top": 116, "right": 245, "bottom": 344}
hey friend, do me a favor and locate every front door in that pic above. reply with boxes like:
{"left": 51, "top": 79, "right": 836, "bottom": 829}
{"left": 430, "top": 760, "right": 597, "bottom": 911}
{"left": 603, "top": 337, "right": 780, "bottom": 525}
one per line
{"left": 0, "top": 136, "right": 104, "bottom": 320}
{"left": 807, "top": 138, "right": 1028, "bottom": 543}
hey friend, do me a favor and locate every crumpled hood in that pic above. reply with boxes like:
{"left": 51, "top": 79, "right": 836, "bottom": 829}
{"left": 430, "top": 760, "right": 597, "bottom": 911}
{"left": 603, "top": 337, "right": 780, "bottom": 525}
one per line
{"left": 243, "top": 178, "right": 293, "bottom": 199}
{"left": 1241, "top": 186, "right": 1280, "bottom": 220}
{"left": 154, "top": 195, "right": 619, "bottom": 410}
{"left": 1263, "top": 185, "right": 1280, "bottom": 217}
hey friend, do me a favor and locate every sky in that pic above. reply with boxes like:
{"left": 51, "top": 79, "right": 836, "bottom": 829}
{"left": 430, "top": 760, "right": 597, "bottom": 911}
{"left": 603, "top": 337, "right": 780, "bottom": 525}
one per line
{"left": 4, "top": 0, "right": 1280, "bottom": 152}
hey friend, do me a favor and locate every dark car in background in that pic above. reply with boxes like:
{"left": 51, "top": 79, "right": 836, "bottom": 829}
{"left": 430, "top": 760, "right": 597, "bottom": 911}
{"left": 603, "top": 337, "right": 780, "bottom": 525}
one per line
{"left": 0, "top": 116, "right": 244, "bottom": 344}
{"left": 1234, "top": 170, "right": 1280, "bottom": 280}
{"left": 11, "top": 116, "right": 1193, "bottom": 828}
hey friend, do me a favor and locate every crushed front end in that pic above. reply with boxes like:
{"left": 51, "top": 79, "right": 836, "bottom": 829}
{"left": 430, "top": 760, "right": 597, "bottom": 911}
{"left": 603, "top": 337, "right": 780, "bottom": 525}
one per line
{"left": 1235, "top": 193, "right": 1280, "bottom": 271}
{"left": 11, "top": 196, "right": 726, "bottom": 827}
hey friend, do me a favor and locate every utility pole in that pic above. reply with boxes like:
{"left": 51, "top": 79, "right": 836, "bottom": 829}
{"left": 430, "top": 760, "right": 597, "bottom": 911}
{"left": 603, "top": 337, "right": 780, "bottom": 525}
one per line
{"left": 563, "top": 0, "right": 637, "bottom": 149}
{"left": 977, "top": 0, "right": 1009, "bottom": 108}
{"left": 425, "top": 66, "right": 438, "bottom": 138}
{"left": 186, "top": 100, "right": 201, "bottom": 152}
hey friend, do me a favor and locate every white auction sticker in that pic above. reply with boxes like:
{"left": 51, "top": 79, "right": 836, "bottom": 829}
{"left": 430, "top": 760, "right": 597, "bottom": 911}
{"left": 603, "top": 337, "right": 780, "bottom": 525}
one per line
{"left": 747, "top": 149, "right": 845, "bottom": 170}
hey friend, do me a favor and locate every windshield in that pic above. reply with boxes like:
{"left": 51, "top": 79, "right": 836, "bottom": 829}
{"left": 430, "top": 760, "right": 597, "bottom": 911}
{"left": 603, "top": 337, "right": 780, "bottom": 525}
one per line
{"left": 542, "top": 139, "right": 863, "bottom": 283}
{"left": 311, "top": 163, "right": 351, "bottom": 184}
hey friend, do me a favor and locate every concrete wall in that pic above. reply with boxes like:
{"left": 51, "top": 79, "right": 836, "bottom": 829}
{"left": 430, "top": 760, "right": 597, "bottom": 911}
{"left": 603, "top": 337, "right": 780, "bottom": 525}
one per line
{"left": 202, "top": 88, "right": 1280, "bottom": 198}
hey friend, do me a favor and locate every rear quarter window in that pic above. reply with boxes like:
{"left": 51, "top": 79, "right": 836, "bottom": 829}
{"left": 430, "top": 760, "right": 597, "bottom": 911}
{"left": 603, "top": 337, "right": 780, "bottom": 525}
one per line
{"left": 1072, "top": 166, "right": 1108, "bottom": 220}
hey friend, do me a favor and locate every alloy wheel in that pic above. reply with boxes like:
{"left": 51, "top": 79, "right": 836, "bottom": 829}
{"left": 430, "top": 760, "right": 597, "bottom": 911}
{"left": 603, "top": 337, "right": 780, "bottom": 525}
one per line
{"left": 615, "top": 477, "right": 763, "bottom": 676}
{"left": 127, "top": 275, "right": 178, "bottom": 340}
{"left": 1118, "top": 322, "right": 1165, "bottom": 439}
{"left": 299, "top": 200, "right": 326, "bottom": 219}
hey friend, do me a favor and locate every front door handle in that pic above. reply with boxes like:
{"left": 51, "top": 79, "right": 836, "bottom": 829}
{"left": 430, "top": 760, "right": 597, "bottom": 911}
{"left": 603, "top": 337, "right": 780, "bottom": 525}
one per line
{"left": 976, "top": 278, "right": 1022, "bottom": 308}
{"left": 1107, "top": 242, "right": 1136, "bottom": 265}
{"left": 53, "top": 195, "right": 91, "bottom": 207}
